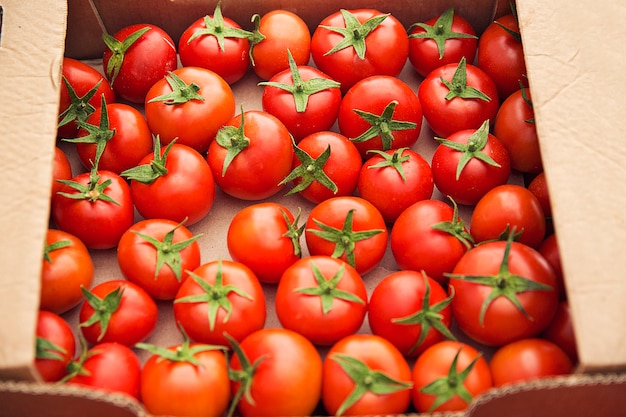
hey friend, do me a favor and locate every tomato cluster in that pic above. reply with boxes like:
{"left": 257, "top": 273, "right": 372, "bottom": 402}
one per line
{"left": 41, "top": 2, "right": 578, "bottom": 416}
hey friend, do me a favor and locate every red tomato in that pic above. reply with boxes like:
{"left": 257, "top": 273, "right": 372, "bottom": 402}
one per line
{"left": 337, "top": 75, "right": 423, "bottom": 159}
{"left": 65, "top": 342, "right": 141, "bottom": 399}
{"left": 283, "top": 131, "right": 362, "bottom": 204}
{"left": 477, "top": 13, "right": 528, "bottom": 99}
{"left": 227, "top": 202, "right": 303, "bottom": 284}
{"left": 311, "top": 9, "right": 409, "bottom": 93}
{"left": 411, "top": 341, "right": 493, "bottom": 413}
{"left": 541, "top": 301, "right": 579, "bottom": 364}
{"left": 448, "top": 236, "right": 559, "bottom": 346}
{"left": 539, "top": 233, "right": 566, "bottom": 300}
{"left": 228, "top": 328, "right": 323, "bottom": 417}
{"left": 207, "top": 110, "right": 294, "bottom": 200}
{"left": 528, "top": 171, "right": 552, "bottom": 219}
{"left": 72, "top": 97, "right": 153, "bottom": 174}
{"left": 322, "top": 334, "right": 413, "bottom": 416}
{"left": 145, "top": 66, "right": 236, "bottom": 153}
{"left": 260, "top": 58, "right": 342, "bottom": 142}
{"left": 117, "top": 218, "right": 202, "bottom": 300}
{"left": 40, "top": 229, "right": 94, "bottom": 314}
{"left": 368, "top": 270, "right": 454, "bottom": 357}
{"left": 390, "top": 198, "right": 473, "bottom": 285}
{"left": 137, "top": 339, "right": 230, "bottom": 417}
{"left": 122, "top": 139, "right": 216, "bottom": 226}
{"left": 305, "top": 196, "right": 388, "bottom": 275}
{"left": 178, "top": 3, "right": 251, "bottom": 84}
{"left": 493, "top": 86, "right": 542, "bottom": 173}
{"left": 431, "top": 120, "right": 511, "bottom": 206}
{"left": 57, "top": 57, "right": 115, "bottom": 139}
{"left": 275, "top": 256, "right": 368, "bottom": 345}
{"left": 35, "top": 310, "right": 76, "bottom": 382}
{"left": 408, "top": 7, "right": 478, "bottom": 78}
{"left": 249, "top": 10, "right": 311, "bottom": 81}
{"left": 418, "top": 57, "right": 499, "bottom": 138}
{"left": 490, "top": 338, "right": 573, "bottom": 387}
{"left": 357, "top": 148, "right": 434, "bottom": 223}
{"left": 470, "top": 184, "right": 546, "bottom": 249}
{"left": 51, "top": 146, "right": 72, "bottom": 206}
{"left": 174, "top": 260, "right": 266, "bottom": 346}
{"left": 78, "top": 279, "right": 158, "bottom": 347}
{"left": 102, "top": 23, "right": 177, "bottom": 103}
{"left": 52, "top": 167, "right": 135, "bottom": 250}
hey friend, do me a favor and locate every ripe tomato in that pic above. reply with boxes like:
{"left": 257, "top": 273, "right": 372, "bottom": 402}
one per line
{"left": 305, "top": 196, "right": 388, "bottom": 275}
{"left": 174, "top": 260, "right": 266, "bottom": 346}
{"left": 322, "top": 334, "right": 413, "bottom": 416}
{"left": 418, "top": 57, "right": 499, "bottom": 138}
{"left": 35, "top": 310, "right": 76, "bottom": 382}
{"left": 275, "top": 256, "right": 368, "bottom": 346}
{"left": 227, "top": 202, "right": 303, "bottom": 284}
{"left": 50, "top": 146, "right": 72, "bottom": 206}
{"left": 368, "top": 270, "right": 454, "bottom": 357}
{"left": 137, "top": 338, "right": 230, "bottom": 417}
{"left": 178, "top": 3, "right": 252, "bottom": 84}
{"left": 71, "top": 97, "right": 153, "bottom": 175}
{"left": 145, "top": 66, "right": 236, "bottom": 153}
{"left": 117, "top": 218, "right": 202, "bottom": 300}
{"left": 337, "top": 75, "right": 423, "bottom": 159}
{"left": 408, "top": 7, "right": 478, "bottom": 78}
{"left": 470, "top": 184, "right": 546, "bottom": 248}
{"left": 52, "top": 167, "right": 135, "bottom": 250}
{"left": 65, "top": 341, "right": 141, "bottom": 399}
{"left": 411, "top": 341, "right": 493, "bottom": 413}
{"left": 489, "top": 338, "right": 573, "bottom": 387}
{"left": 431, "top": 120, "right": 511, "bottom": 206}
{"left": 78, "top": 279, "right": 158, "bottom": 347}
{"left": 57, "top": 57, "right": 115, "bottom": 139}
{"left": 448, "top": 234, "right": 559, "bottom": 346}
{"left": 102, "top": 23, "right": 177, "bottom": 103}
{"left": 207, "top": 110, "right": 294, "bottom": 200}
{"left": 528, "top": 171, "right": 552, "bottom": 220}
{"left": 282, "top": 131, "right": 362, "bottom": 204}
{"left": 539, "top": 233, "right": 566, "bottom": 300}
{"left": 228, "top": 328, "right": 323, "bottom": 417}
{"left": 40, "top": 228, "right": 94, "bottom": 314}
{"left": 493, "top": 86, "right": 542, "bottom": 173}
{"left": 249, "top": 10, "right": 311, "bottom": 81}
{"left": 121, "top": 139, "right": 216, "bottom": 226}
{"left": 357, "top": 148, "right": 434, "bottom": 223}
{"left": 390, "top": 198, "right": 473, "bottom": 285}
{"left": 541, "top": 300, "right": 578, "bottom": 364}
{"left": 477, "top": 13, "right": 528, "bottom": 99}
{"left": 260, "top": 55, "right": 342, "bottom": 142}
{"left": 311, "top": 9, "right": 409, "bottom": 93}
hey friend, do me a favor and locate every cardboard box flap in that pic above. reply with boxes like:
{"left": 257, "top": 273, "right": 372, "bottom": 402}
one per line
{"left": 0, "top": 0, "right": 67, "bottom": 380}
{"left": 517, "top": 0, "right": 626, "bottom": 371}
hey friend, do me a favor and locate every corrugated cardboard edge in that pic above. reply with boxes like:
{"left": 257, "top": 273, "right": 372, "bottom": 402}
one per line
{"left": 0, "top": 0, "right": 67, "bottom": 381}
{"left": 516, "top": 0, "right": 626, "bottom": 372}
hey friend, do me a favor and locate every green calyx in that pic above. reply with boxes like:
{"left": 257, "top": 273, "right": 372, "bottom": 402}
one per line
{"left": 419, "top": 348, "right": 481, "bottom": 412}
{"left": 431, "top": 196, "right": 475, "bottom": 250}
{"left": 440, "top": 56, "right": 492, "bottom": 101}
{"left": 121, "top": 136, "right": 172, "bottom": 184}
{"left": 147, "top": 71, "right": 205, "bottom": 105}
{"left": 57, "top": 76, "right": 102, "bottom": 132}
{"left": 247, "top": 13, "right": 267, "bottom": 66}
{"left": 225, "top": 332, "right": 267, "bottom": 417}
{"left": 42, "top": 239, "right": 72, "bottom": 263}
{"left": 79, "top": 285, "right": 124, "bottom": 342}
{"left": 295, "top": 261, "right": 365, "bottom": 315}
{"left": 330, "top": 353, "right": 413, "bottom": 416}
{"left": 103, "top": 26, "right": 151, "bottom": 85}
{"left": 259, "top": 50, "right": 341, "bottom": 113}
{"left": 186, "top": 2, "right": 253, "bottom": 51}
{"left": 446, "top": 230, "right": 554, "bottom": 326}
{"left": 280, "top": 142, "right": 338, "bottom": 196}
{"left": 408, "top": 8, "right": 477, "bottom": 59}
{"left": 173, "top": 260, "right": 253, "bottom": 331}
{"left": 520, "top": 82, "right": 535, "bottom": 124}
{"left": 392, "top": 271, "right": 456, "bottom": 354}
{"left": 366, "top": 147, "right": 410, "bottom": 183}
{"left": 56, "top": 162, "right": 120, "bottom": 206}
{"left": 59, "top": 336, "right": 100, "bottom": 384}
{"left": 35, "top": 337, "right": 67, "bottom": 361}
{"left": 215, "top": 109, "right": 250, "bottom": 176}
{"left": 281, "top": 208, "right": 305, "bottom": 257}
{"left": 321, "top": 9, "right": 389, "bottom": 59}
{"left": 307, "top": 209, "right": 384, "bottom": 269}
{"left": 351, "top": 101, "right": 416, "bottom": 150}
{"left": 435, "top": 119, "right": 500, "bottom": 180}
{"left": 132, "top": 220, "right": 203, "bottom": 282}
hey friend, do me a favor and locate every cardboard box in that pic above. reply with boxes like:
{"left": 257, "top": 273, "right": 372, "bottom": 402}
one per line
{"left": 1, "top": 0, "right": 626, "bottom": 416}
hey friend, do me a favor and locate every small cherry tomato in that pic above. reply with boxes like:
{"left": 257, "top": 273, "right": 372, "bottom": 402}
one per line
{"left": 35, "top": 310, "right": 76, "bottom": 382}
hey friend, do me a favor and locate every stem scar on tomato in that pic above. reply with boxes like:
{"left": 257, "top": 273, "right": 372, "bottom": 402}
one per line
{"left": 351, "top": 101, "right": 416, "bottom": 151}
{"left": 320, "top": 9, "right": 389, "bottom": 59}
{"left": 408, "top": 7, "right": 477, "bottom": 59}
